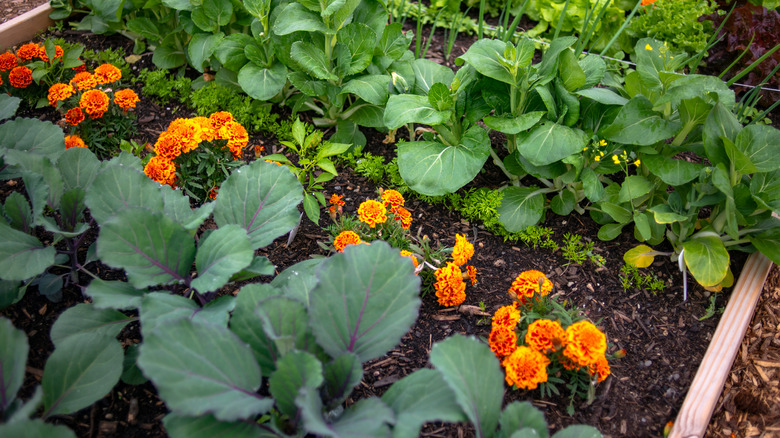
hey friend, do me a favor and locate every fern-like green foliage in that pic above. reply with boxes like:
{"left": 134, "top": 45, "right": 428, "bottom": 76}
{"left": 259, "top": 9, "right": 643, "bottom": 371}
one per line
{"left": 628, "top": 0, "right": 719, "bottom": 57}
{"left": 137, "top": 69, "right": 192, "bottom": 106}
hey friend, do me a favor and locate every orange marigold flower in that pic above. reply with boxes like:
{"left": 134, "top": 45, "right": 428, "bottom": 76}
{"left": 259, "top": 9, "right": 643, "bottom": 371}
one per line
{"left": 0, "top": 52, "right": 18, "bottom": 71}
{"left": 508, "top": 270, "right": 553, "bottom": 304}
{"left": 334, "top": 230, "right": 362, "bottom": 252}
{"left": 220, "top": 120, "right": 248, "bottom": 159}
{"left": 489, "top": 325, "right": 517, "bottom": 359}
{"left": 208, "top": 187, "right": 218, "bottom": 200}
{"left": 563, "top": 320, "right": 607, "bottom": 367}
{"left": 72, "top": 63, "right": 86, "bottom": 73}
{"left": 399, "top": 250, "right": 419, "bottom": 269}
{"left": 492, "top": 305, "right": 521, "bottom": 329}
{"left": 153, "top": 131, "right": 182, "bottom": 160}
{"left": 329, "top": 193, "right": 345, "bottom": 206}
{"left": 114, "top": 89, "right": 139, "bottom": 111}
{"left": 94, "top": 63, "right": 121, "bottom": 84}
{"left": 502, "top": 345, "right": 550, "bottom": 390}
{"left": 144, "top": 155, "right": 177, "bottom": 186}
{"left": 168, "top": 118, "right": 204, "bottom": 154}
{"left": 70, "top": 71, "right": 97, "bottom": 90}
{"left": 209, "top": 111, "right": 234, "bottom": 130}
{"left": 467, "top": 265, "right": 477, "bottom": 285}
{"left": 640, "top": 0, "right": 656, "bottom": 5}
{"left": 79, "top": 89, "right": 109, "bottom": 119}
{"left": 16, "top": 43, "right": 40, "bottom": 60}
{"left": 451, "top": 233, "right": 474, "bottom": 265}
{"left": 8, "top": 66, "right": 32, "bottom": 88}
{"left": 64, "top": 107, "right": 85, "bottom": 126}
{"left": 393, "top": 206, "right": 412, "bottom": 229}
{"left": 38, "top": 45, "right": 64, "bottom": 62}
{"left": 357, "top": 199, "right": 387, "bottom": 228}
{"left": 381, "top": 189, "right": 404, "bottom": 212}
{"left": 47, "top": 83, "right": 74, "bottom": 107}
{"left": 434, "top": 262, "right": 466, "bottom": 307}
{"left": 64, "top": 135, "right": 87, "bottom": 149}
{"left": 589, "top": 355, "right": 610, "bottom": 383}
{"left": 525, "top": 319, "right": 566, "bottom": 352}
{"left": 192, "top": 116, "right": 216, "bottom": 142}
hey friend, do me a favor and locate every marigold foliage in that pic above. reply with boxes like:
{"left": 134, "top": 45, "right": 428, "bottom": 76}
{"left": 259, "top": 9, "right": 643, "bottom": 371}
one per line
{"left": 38, "top": 45, "right": 63, "bottom": 62}
{"left": 502, "top": 346, "right": 550, "bottom": 390}
{"left": 334, "top": 231, "right": 362, "bottom": 252}
{"left": 563, "top": 320, "right": 607, "bottom": 367}
{"left": 114, "top": 89, "right": 139, "bottom": 111}
{"left": 0, "top": 52, "right": 18, "bottom": 71}
{"left": 8, "top": 66, "right": 32, "bottom": 88}
{"left": 357, "top": 199, "right": 387, "bottom": 228}
{"left": 79, "top": 89, "right": 109, "bottom": 119}
{"left": 451, "top": 233, "right": 474, "bottom": 265}
{"left": 47, "top": 83, "right": 74, "bottom": 107}
{"left": 525, "top": 319, "right": 565, "bottom": 352}
{"left": 434, "top": 262, "right": 466, "bottom": 307}
{"left": 144, "top": 155, "right": 177, "bottom": 186}
{"left": 93, "top": 63, "right": 121, "bottom": 84}
{"left": 508, "top": 270, "right": 553, "bottom": 304}
{"left": 489, "top": 325, "right": 518, "bottom": 359}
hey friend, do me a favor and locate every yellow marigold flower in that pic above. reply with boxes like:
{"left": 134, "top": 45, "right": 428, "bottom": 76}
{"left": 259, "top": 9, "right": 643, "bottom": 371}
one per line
{"left": 393, "top": 206, "right": 412, "bottom": 229}
{"left": 0, "top": 52, "right": 17, "bottom": 71}
{"left": 451, "top": 233, "right": 474, "bottom": 265}
{"left": 114, "top": 89, "right": 139, "bottom": 111}
{"left": 47, "top": 83, "right": 74, "bottom": 107}
{"left": 400, "top": 250, "right": 419, "bottom": 268}
{"left": 153, "top": 131, "right": 183, "bottom": 160}
{"left": 191, "top": 117, "right": 216, "bottom": 142}
{"left": 492, "top": 305, "right": 521, "bottom": 329}
{"left": 79, "top": 89, "right": 109, "bottom": 119}
{"left": 508, "top": 270, "right": 552, "bottom": 304}
{"left": 589, "top": 355, "right": 611, "bottom": 383}
{"left": 501, "top": 345, "right": 550, "bottom": 390}
{"left": 168, "top": 118, "right": 204, "bottom": 154}
{"left": 220, "top": 120, "right": 248, "bottom": 159}
{"left": 563, "top": 320, "right": 607, "bottom": 367}
{"left": 16, "top": 43, "right": 40, "bottom": 60}
{"left": 8, "top": 66, "right": 32, "bottom": 88}
{"left": 334, "top": 230, "right": 362, "bottom": 252}
{"left": 525, "top": 319, "right": 566, "bottom": 352}
{"left": 381, "top": 189, "right": 404, "bottom": 212}
{"left": 144, "top": 155, "right": 177, "bottom": 186}
{"left": 70, "top": 71, "right": 97, "bottom": 90}
{"left": 489, "top": 325, "right": 518, "bottom": 359}
{"left": 357, "top": 199, "right": 387, "bottom": 228}
{"left": 209, "top": 111, "right": 234, "bottom": 130}
{"left": 64, "top": 107, "right": 84, "bottom": 126}
{"left": 64, "top": 135, "right": 87, "bottom": 149}
{"left": 94, "top": 63, "right": 121, "bottom": 84}
{"left": 467, "top": 265, "right": 477, "bottom": 285}
{"left": 434, "top": 262, "right": 466, "bottom": 307}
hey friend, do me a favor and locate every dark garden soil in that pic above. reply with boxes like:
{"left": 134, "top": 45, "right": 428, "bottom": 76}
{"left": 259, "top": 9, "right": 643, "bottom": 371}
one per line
{"left": 1, "top": 16, "right": 779, "bottom": 438}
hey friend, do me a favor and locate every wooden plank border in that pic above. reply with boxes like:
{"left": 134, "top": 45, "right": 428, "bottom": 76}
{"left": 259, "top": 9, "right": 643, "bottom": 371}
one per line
{"left": 0, "top": 2, "right": 54, "bottom": 52}
{"left": 669, "top": 251, "right": 774, "bottom": 438}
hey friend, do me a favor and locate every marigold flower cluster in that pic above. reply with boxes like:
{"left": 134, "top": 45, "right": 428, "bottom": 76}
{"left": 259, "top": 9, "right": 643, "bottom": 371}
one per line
{"left": 357, "top": 199, "right": 387, "bottom": 228}
{"left": 488, "top": 270, "right": 614, "bottom": 392}
{"left": 8, "top": 66, "right": 32, "bottom": 88}
{"left": 434, "top": 262, "right": 466, "bottom": 307}
{"left": 328, "top": 193, "right": 345, "bottom": 216}
{"left": 1, "top": 43, "right": 65, "bottom": 91}
{"left": 431, "top": 233, "right": 479, "bottom": 306}
{"left": 508, "top": 269, "right": 553, "bottom": 304}
{"left": 333, "top": 231, "right": 362, "bottom": 252}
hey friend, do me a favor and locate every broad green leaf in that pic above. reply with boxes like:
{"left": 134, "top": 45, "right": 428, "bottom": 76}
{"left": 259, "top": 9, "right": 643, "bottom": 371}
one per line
{"left": 85, "top": 279, "right": 146, "bottom": 310}
{"left": 50, "top": 304, "right": 133, "bottom": 347}
{"left": 578, "top": 54, "right": 606, "bottom": 89}
{"left": 683, "top": 235, "right": 729, "bottom": 287}
{"left": 749, "top": 227, "right": 780, "bottom": 266}
{"left": 648, "top": 205, "right": 689, "bottom": 224}
{"left": 269, "top": 351, "right": 323, "bottom": 418}
{"left": 308, "top": 242, "right": 421, "bottom": 362}
{"left": 0, "top": 94, "right": 21, "bottom": 120}
{"left": 126, "top": 17, "right": 160, "bottom": 40}
{"left": 230, "top": 283, "right": 281, "bottom": 375}
{"left": 163, "top": 413, "right": 264, "bottom": 438}
{"left": 500, "top": 402, "right": 549, "bottom": 438}
{"left": 292, "top": 41, "right": 337, "bottom": 81}
{"left": 429, "top": 335, "right": 503, "bottom": 438}
{"left": 653, "top": 74, "right": 734, "bottom": 111}
{"left": 483, "top": 111, "right": 545, "bottom": 135}
{"left": 552, "top": 425, "right": 602, "bottom": 438}
{"left": 303, "top": 193, "right": 320, "bottom": 224}
{"left": 728, "top": 124, "right": 780, "bottom": 174}
{"left": 702, "top": 102, "right": 739, "bottom": 167}
{"left": 0, "top": 221, "right": 55, "bottom": 281}
{"left": 678, "top": 97, "right": 712, "bottom": 130}
{"left": 201, "top": 0, "right": 233, "bottom": 26}
{"left": 623, "top": 244, "right": 656, "bottom": 268}
{"left": 238, "top": 62, "right": 287, "bottom": 101}
{"left": 138, "top": 318, "right": 271, "bottom": 421}
{"left": 288, "top": 71, "right": 328, "bottom": 97}
{"left": 230, "top": 256, "right": 275, "bottom": 282}
{"left": 4, "top": 192, "right": 32, "bottom": 232}
{"left": 550, "top": 190, "right": 576, "bottom": 216}
{"left": 152, "top": 46, "right": 187, "bottom": 69}
{"left": 457, "top": 39, "right": 513, "bottom": 85}
{"left": 428, "top": 82, "right": 452, "bottom": 112}
{"left": 597, "top": 223, "right": 625, "bottom": 241}
{"left": 0, "top": 118, "right": 65, "bottom": 161}
{"left": 617, "top": 175, "right": 654, "bottom": 203}
{"left": 273, "top": 3, "right": 327, "bottom": 35}
{"left": 97, "top": 208, "right": 194, "bottom": 289}
{"left": 497, "top": 187, "right": 546, "bottom": 232}
{"left": 376, "top": 22, "right": 410, "bottom": 60}
{"left": 338, "top": 23, "right": 376, "bottom": 75}
{"left": 213, "top": 160, "right": 303, "bottom": 250}
{"left": 575, "top": 88, "right": 627, "bottom": 106}
{"left": 516, "top": 122, "right": 588, "bottom": 167}
{"left": 536, "top": 36, "right": 578, "bottom": 82}
{"left": 0, "top": 280, "right": 24, "bottom": 310}
{"left": 750, "top": 170, "right": 780, "bottom": 214}
{"left": 140, "top": 293, "right": 234, "bottom": 333}
{"left": 42, "top": 333, "right": 123, "bottom": 417}
{"left": 341, "top": 75, "right": 390, "bottom": 105}
{"left": 188, "top": 32, "right": 224, "bottom": 72}
{"left": 162, "top": 0, "right": 194, "bottom": 9}
{"left": 121, "top": 344, "right": 146, "bottom": 385}
{"left": 383, "top": 94, "right": 451, "bottom": 130}
{"left": 580, "top": 167, "right": 604, "bottom": 202}
{"left": 641, "top": 154, "right": 703, "bottom": 186}
{"left": 0, "top": 420, "right": 77, "bottom": 438}
{"left": 55, "top": 145, "right": 99, "bottom": 194}
{"left": 382, "top": 368, "right": 467, "bottom": 438}
{"left": 411, "top": 58, "right": 455, "bottom": 94}
{"left": 84, "top": 163, "right": 163, "bottom": 224}
{"left": 599, "top": 202, "right": 632, "bottom": 224}
{"left": 601, "top": 96, "right": 682, "bottom": 146}
{"left": 160, "top": 185, "right": 215, "bottom": 232}
{"left": 191, "top": 225, "right": 253, "bottom": 293}
{"left": 346, "top": 102, "right": 385, "bottom": 128}
{"left": 270, "top": 258, "right": 322, "bottom": 306}
{"left": 255, "top": 296, "right": 314, "bottom": 356}
{"left": 215, "top": 33, "right": 253, "bottom": 71}
{"left": 0, "top": 317, "right": 28, "bottom": 412}
{"left": 298, "top": 387, "right": 394, "bottom": 437}
{"left": 322, "top": 353, "right": 362, "bottom": 408}
{"left": 397, "top": 125, "right": 490, "bottom": 196}
{"left": 558, "top": 49, "right": 586, "bottom": 91}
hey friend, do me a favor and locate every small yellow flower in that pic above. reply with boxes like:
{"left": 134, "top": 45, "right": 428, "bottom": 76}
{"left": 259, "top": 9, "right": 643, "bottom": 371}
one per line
{"left": 599, "top": 139, "right": 607, "bottom": 147}
{"left": 645, "top": 44, "right": 653, "bottom": 51}
{"left": 582, "top": 147, "right": 588, "bottom": 152}
{"left": 633, "top": 159, "right": 641, "bottom": 166}
{"left": 594, "top": 155, "right": 601, "bottom": 162}
{"left": 612, "top": 155, "right": 620, "bottom": 165}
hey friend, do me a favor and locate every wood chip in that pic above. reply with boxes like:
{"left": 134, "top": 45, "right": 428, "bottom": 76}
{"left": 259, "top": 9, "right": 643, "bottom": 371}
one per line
{"left": 433, "top": 314, "right": 461, "bottom": 321}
